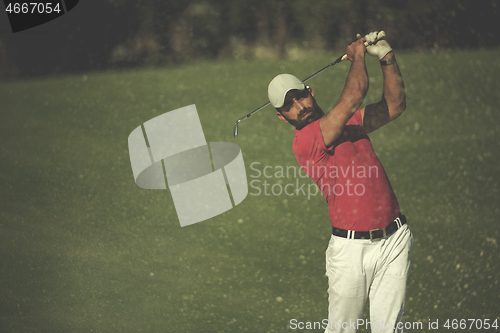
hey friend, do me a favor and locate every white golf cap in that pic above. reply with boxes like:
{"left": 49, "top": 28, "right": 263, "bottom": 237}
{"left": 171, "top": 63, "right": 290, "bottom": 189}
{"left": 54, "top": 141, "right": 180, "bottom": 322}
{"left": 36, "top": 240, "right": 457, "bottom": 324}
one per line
{"left": 268, "top": 74, "right": 305, "bottom": 108}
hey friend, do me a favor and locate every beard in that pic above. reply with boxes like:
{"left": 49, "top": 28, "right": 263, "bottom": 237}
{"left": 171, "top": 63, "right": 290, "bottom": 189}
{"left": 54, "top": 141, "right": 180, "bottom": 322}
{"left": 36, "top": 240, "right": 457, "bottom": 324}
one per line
{"left": 287, "top": 102, "right": 324, "bottom": 130}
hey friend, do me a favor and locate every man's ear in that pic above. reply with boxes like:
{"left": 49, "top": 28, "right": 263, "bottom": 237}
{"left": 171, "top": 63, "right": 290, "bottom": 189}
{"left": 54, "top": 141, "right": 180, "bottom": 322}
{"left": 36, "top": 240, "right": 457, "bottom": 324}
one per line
{"left": 276, "top": 111, "right": 289, "bottom": 123}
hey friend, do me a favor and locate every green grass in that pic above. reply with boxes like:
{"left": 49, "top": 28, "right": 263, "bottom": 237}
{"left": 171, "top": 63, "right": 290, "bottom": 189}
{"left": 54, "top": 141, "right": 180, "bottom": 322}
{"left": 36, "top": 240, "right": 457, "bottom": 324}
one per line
{"left": 1, "top": 48, "right": 499, "bottom": 332}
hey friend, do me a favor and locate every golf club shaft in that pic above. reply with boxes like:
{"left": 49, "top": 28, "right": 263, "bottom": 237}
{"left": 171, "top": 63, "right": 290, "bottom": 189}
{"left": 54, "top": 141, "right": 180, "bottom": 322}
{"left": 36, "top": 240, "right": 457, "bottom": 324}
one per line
{"left": 233, "top": 31, "right": 385, "bottom": 139}
{"left": 233, "top": 57, "right": 345, "bottom": 139}
{"left": 232, "top": 54, "right": 344, "bottom": 138}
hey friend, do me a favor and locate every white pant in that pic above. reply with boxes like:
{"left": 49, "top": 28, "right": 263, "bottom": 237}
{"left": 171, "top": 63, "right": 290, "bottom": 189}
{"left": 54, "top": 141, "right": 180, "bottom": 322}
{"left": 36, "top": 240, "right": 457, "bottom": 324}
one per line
{"left": 324, "top": 224, "right": 413, "bottom": 333}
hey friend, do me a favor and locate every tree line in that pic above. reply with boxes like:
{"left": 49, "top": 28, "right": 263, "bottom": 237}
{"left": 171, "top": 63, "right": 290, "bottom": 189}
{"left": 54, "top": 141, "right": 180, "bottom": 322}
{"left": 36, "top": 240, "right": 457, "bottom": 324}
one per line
{"left": 0, "top": 0, "right": 497, "bottom": 77}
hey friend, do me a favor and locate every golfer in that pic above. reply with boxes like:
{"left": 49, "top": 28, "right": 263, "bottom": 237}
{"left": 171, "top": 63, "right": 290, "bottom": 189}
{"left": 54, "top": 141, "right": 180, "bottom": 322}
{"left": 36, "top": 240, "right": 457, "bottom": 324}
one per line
{"left": 268, "top": 32, "right": 413, "bottom": 333}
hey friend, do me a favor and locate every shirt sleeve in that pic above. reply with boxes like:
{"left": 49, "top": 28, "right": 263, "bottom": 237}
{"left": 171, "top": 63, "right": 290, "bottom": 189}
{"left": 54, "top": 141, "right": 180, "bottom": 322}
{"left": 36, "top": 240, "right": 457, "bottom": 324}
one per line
{"left": 292, "top": 121, "right": 332, "bottom": 167}
{"left": 348, "top": 109, "right": 363, "bottom": 127}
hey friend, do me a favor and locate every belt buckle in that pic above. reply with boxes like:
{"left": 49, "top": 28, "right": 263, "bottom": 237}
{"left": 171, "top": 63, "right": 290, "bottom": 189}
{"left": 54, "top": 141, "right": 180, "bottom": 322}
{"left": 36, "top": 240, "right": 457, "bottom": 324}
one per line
{"left": 369, "top": 228, "right": 386, "bottom": 241}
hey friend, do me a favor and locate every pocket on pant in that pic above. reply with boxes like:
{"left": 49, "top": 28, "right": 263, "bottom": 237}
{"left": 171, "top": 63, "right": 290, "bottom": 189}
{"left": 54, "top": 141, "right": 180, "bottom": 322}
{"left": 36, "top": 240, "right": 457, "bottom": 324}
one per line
{"left": 326, "top": 237, "right": 366, "bottom": 299}
{"left": 328, "top": 271, "right": 366, "bottom": 299}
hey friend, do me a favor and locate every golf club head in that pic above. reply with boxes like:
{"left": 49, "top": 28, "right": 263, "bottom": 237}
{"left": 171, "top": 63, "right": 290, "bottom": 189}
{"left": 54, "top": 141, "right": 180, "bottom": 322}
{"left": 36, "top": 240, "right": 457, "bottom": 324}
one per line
{"left": 233, "top": 121, "right": 239, "bottom": 139}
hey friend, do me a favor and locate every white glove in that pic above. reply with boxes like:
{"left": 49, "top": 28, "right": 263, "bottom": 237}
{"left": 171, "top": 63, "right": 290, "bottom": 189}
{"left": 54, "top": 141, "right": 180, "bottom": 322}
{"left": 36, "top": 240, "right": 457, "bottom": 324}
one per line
{"left": 357, "top": 31, "right": 392, "bottom": 60}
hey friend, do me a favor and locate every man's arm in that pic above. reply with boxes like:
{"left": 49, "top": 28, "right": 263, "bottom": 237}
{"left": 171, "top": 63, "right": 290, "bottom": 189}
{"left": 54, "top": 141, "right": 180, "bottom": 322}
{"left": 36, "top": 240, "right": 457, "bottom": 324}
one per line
{"left": 319, "top": 39, "right": 369, "bottom": 148}
{"left": 360, "top": 51, "right": 406, "bottom": 133}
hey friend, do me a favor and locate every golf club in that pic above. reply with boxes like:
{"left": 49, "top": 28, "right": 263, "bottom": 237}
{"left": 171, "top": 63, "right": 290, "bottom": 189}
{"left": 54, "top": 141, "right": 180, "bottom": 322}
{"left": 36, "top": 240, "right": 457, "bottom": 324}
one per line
{"left": 233, "top": 31, "right": 386, "bottom": 139}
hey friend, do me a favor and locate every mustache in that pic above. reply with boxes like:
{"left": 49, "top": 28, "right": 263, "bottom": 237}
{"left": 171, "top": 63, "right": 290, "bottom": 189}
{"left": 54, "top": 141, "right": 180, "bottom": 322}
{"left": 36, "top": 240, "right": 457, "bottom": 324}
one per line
{"left": 298, "top": 107, "right": 318, "bottom": 119}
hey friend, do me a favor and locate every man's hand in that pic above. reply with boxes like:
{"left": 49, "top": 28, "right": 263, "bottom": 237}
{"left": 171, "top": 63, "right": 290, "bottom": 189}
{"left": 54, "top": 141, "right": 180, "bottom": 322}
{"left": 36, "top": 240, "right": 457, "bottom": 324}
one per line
{"left": 358, "top": 31, "right": 405, "bottom": 134}
{"left": 357, "top": 31, "right": 392, "bottom": 60}
{"left": 345, "top": 38, "right": 366, "bottom": 62}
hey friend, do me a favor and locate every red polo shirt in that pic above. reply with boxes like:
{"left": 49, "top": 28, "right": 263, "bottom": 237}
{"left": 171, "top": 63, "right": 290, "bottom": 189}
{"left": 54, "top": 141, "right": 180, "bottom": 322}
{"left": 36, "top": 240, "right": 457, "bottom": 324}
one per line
{"left": 292, "top": 110, "right": 400, "bottom": 231}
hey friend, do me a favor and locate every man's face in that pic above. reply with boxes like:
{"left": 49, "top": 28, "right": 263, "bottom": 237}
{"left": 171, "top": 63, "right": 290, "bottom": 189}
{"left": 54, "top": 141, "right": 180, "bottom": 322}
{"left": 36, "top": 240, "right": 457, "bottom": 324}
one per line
{"left": 277, "top": 88, "right": 324, "bottom": 130}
